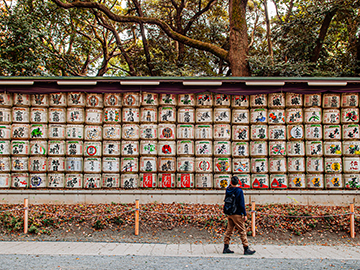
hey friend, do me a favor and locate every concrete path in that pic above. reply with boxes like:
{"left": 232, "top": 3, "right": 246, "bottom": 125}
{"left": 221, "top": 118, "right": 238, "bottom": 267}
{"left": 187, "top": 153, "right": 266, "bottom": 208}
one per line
{"left": 0, "top": 241, "right": 359, "bottom": 260}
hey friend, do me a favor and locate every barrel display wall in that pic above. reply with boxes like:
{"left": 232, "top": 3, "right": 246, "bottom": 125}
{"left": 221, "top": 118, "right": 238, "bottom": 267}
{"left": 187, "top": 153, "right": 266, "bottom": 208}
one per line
{"left": 0, "top": 91, "right": 359, "bottom": 189}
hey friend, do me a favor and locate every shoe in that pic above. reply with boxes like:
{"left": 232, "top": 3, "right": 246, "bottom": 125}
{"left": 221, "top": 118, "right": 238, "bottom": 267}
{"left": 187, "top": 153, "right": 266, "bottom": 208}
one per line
{"left": 223, "top": 244, "right": 234, "bottom": 254}
{"left": 243, "top": 246, "right": 256, "bottom": 255}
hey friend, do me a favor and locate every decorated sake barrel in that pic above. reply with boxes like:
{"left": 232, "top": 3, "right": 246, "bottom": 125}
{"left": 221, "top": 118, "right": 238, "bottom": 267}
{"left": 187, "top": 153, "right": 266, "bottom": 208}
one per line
{"left": 232, "top": 158, "right": 250, "bottom": 173}
{"left": 102, "top": 174, "right": 120, "bottom": 188}
{"left": 287, "top": 124, "right": 304, "bottom": 140}
{"left": 232, "top": 142, "right": 249, "bottom": 157}
{"left": 214, "top": 108, "right": 231, "bottom": 124}
{"left": 196, "top": 108, "right": 213, "bottom": 123}
{"left": 86, "top": 93, "right": 103, "bottom": 108}
{"left": 141, "top": 92, "right": 158, "bottom": 106}
{"left": 0, "top": 173, "right": 10, "bottom": 188}
{"left": 104, "top": 93, "right": 122, "bottom": 107}
{"left": 30, "top": 124, "right": 47, "bottom": 140}
{"left": 11, "top": 124, "right": 30, "bottom": 139}
{"left": 196, "top": 93, "right": 213, "bottom": 107}
{"left": 306, "top": 141, "right": 323, "bottom": 157}
{"left": 343, "top": 141, "right": 360, "bottom": 156}
{"left": 325, "top": 174, "right": 343, "bottom": 189}
{"left": 344, "top": 174, "right": 360, "bottom": 189}
{"left": 48, "top": 108, "right": 66, "bottom": 123}
{"left": 195, "top": 125, "right": 212, "bottom": 140}
{"left": 214, "top": 141, "right": 231, "bottom": 157}
{"left": 67, "top": 107, "right": 85, "bottom": 123}
{"left": 286, "top": 108, "right": 303, "bottom": 124}
{"left": 12, "top": 107, "right": 29, "bottom": 123}
{"left": 236, "top": 174, "right": 251, "bottom": 189}
{"left": 250, "top": 108, "right": 267, "bottom": 124}
{"left": 103, "top": 107, "right": 121, "bottom": 124}
{"left": 195, "top": 158, "right": 213, "bottom": 173}
{"left": 0, "top": 108, "right": 11, "bottom": 124}
{"left": 323, "top": 93, "right": 340, "bottom": 108}
{"left": 214, "top": 94, "right": 230, "bottom": 107}
{"left": 251, "top": 174, "right": 269, "bottom": 189}
{"left": 288, "top": 174, "right": 306, "bottom": 188}
{"left": 29, "top": 157, "right": 47, "bottom": 172}
{"left": 305, "top": 124, "right": 322, "bottom": 140}
{"left": 288, "top": 157, "right": 305, "bottom": 173}
{"left": 213, "top": 174, "right": 231, "bottom": 189}
{"left": 343, "top": 157, "right": 360, "bottom": 173}
{"left": 84, "top": 141, "right": 102, "bottom": 157}
{"left": 304, "top": 108, "right": 322, "bottom": 124}
{"left": 66, "top": 141, "right": 83, "bottom": 156}
{"left": 177, "top": 173, "right": 195, "bottom": 188}
{"left": 0, "top": 140, "right": 10, "bottom": 155}
{"left": 306, "top": 174, "right": 324, "bottom": 189}
{"left": 103, "top": 141, "right": 120, "bottom": 156}
{"left": 85, "top": 109, "right": 103, "bottom": 125}
{"left": 178, "top": 94, "right": 195, "bottom": 107}
{"left": 158, "top": 106, "right": 176, "bottom": 123}
{"left": 102, "top": 157, "right": 120, "bottom": 173}
{"left": 232, "top": 109, "right": 249, "bottom": 124}
{"left": 195, "top": 141, "right": 212, "bottom": 156}
{"left": 269, "top": 125, "right": 286, "bottom": 140}
{"left": 232, "top": 95, "right": 249, "bottom": 108}
{"left": 84, "top": 157, "right": 102, "bottom": 173}
{"left": 11, "top": 173, "right": 29, "bottom": 188}
{"left": 140, "top": 107, "right": 157, "bottom": 123}
{"left": 67, "top": 92, "right": 85, "bottom": 107}
{"left": 341, "top": 93, "right": 358, "bottom": 108}
{"left": 31, "top": 94, "right": 49, "bottom": 107}
{"left": 285, "top": 92, "right": 302, "bottom": 107}
{"left": 177, "top": 124, "right": 195, "bottom": 140}
{"left": 121, "top": 174, "right": 138, "bottom": 188}
{"left": 0, "top": 157, "right": 10, "bottom": 172}
{"left": 122, "top": 108, "right": 139, "bottom": 123}
{"left": 287, "top": 141, "right": 305, "bottom": 156}
{"left": 29, "top": 173, "right": 47, "bottom": 188}
{"left": 84, "top": 125, "right": 102, "bottom": 141}
{"left": 65, "top": 173, "right": 83, "bottom": 188}
{"left": 269, "top": 141, "right": 286, "bottom": 156}
{"left": 140, "top": 173, "right": 158, "bottom": 188}
{"left": 250, "top": 141, "right": 268, "bottom": 157}
{"left": 178, "top": 107, "right": 195, "bottom": 124}
{"left": 140, "top": 140, "right": 157, "bottom": 156}
{"left": 177, "top": 140, "right": 194, "bottom": 156}
{"left": 121, "top": 157, "right": 139, "bottom": 173}
{"left": 103, "top": 124, "right": 121, "bottom": 140}
{"left": 324, "top": 141, "right": 342, "bottom": 157}
{"left": 158, "top": 124, "right": 176, "bottom": 140}
{"left": 250, "top": 125, "right": 268, "bottom": 140}
{"left": 47, "top": 173, "right": 65, "bottom": 188}
{"left": 177, "top": 157, "right": 195, "bottom": 172}
{"left": 49, "top": 93, "right": 66, "bottom": 107}
{"left": 323, "top": 125, "right": 341, "bottom": 140}
{"left": 270, "top": 174, "right": 288, "bottom": 189}
{"left": 323, "top": 109, "right": 340, "bottom": 124}
{"left": 66, "top": 124, "right": 84, "bottom": 140}
{"left": 214, "top": 157, "right": 231, "bottom": 173}
{"left": 214, "top": 124, "right": 231, "bottom": 140}
{"left": 121, "top": 140, "right": 139, "bottom": 156}
{"left": 30, "top": 141, "right": 47, "bottom": 155}
{"left": 325, "top": 158, "right": 342, "bottom": 173}
{"left": 158, "top": 157, "right": 176, "bottom": 173}
{"left": 342, "top": 124, "right": 360, "bottom": 140}
{"left": 250, "top": 94, "right": 267, "bottom": 108}
{"left": 341, "top": 108, "right": 359, "bottom": 124}
{"left": 139, "top": 156, "right": 157, "bottom": 172}
{"left": 13, "top": 93, "right": 30, "bottom": 106}
{"left": 47, "top": 157, "right": 65, "bottom": 172}
{"left": 304, "top": 93, "right": 322, "bottom": 107}
{"left": 11, "top": 141, "right": 29, "bottom": 156}
{"left": 251, "top": 158, "right": 268, "bottom": 173}
{"left": 0, "top": 125, "right": 11, "bottom": 139}
{"left": 306, "top": 157, "right": 324, "bottom": 173}
{"left": 268, "top": 93, "right": 285, "bottom": 108}
{"left": 268, "top": 109, "right": 285, "bottom": 125}
{"left": 122, "top": 92, "right": 141, "bottom": 107}
{"left": 159, "top": 94, "right": 177, "bottom": 106}
{"left": 195, "top": 173, "right": 213, "bottom": 188}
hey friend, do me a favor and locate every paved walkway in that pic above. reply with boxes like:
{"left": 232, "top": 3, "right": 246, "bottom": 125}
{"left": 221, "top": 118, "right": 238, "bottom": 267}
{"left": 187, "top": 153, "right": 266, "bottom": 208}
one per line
{"left": 0, "top": 241, "right": 359, "bottom": 260}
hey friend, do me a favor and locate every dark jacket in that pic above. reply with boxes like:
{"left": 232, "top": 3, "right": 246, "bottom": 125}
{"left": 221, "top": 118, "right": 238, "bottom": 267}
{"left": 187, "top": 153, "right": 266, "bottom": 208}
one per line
{"left": 225, "top": 186, "right": 246, "bottom": 216}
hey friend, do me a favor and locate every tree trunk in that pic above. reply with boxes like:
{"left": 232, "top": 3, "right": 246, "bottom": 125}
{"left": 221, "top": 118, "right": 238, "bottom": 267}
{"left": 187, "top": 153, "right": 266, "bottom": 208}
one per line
{"left": 229, "top": 0, "right": 250, "bottom": 76}
{"left": 263, "top": 0, "right": 273, "bottom": 59}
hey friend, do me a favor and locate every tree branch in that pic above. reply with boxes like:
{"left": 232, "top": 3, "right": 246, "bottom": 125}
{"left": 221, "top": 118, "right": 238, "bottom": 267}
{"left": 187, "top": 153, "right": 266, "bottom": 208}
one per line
{"left": 184, "top": 0, "right": 218, "bottom": 33}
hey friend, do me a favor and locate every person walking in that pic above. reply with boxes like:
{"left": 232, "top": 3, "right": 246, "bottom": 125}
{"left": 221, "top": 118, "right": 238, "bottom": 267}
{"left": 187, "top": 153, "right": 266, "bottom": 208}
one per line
{"left": 223, "top": 176, "right": 256, "bottom": 255}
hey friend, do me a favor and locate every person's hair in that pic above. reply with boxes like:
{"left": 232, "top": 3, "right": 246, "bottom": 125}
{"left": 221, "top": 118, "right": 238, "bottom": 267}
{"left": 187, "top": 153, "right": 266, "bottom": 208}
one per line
{"left": 231, "top": 176, "right": 239, "bottom": 186}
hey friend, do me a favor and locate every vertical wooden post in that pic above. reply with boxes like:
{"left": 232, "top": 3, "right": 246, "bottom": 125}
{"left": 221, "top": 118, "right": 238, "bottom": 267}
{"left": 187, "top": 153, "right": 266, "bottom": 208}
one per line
{"left": 135, "top": 199, "right": 139, "bottom": 236}
{"left": 251, "top": 201, "right": 256, "bottom": 237}
{"left": 24, "top": 198, "right": 28, "bottom": 234}
{"left": 350, "top": 203, "right": 355, "bottom": 238}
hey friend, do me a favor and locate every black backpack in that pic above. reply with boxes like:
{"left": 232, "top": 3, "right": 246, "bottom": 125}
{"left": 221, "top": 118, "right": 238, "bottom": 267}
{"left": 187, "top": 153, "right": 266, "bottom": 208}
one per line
{"left": 223, "top": 193, "right": 237, "bottom": 215}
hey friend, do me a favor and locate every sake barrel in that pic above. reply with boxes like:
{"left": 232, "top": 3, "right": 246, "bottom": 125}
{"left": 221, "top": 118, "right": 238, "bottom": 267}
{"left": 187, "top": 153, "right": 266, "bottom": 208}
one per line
{"left": 0, "top": 140, "right": 10, "bottom": 155}
{"left": 48, "top": 107, "right": 66, "bottom": 123}
{"left": 67, "top": 92, "right": 85, "bottom": 107}
{"left": 341, "top": 93, "right": 358, "bottom": 108}
{"left": 306, "top": 141, "right": 323, "bottom": 157}
{"left": 344, "top": 174, "right": 360, "bottom": 189}
{"left": 323, "top": 93, "right": 340, "bottom": 108}
{"left": 49, "top": 93, "right": 67, "bottom": 107}
{"left": 178, "top": 107, "right": 195, "bottom": 124}
{"left": 12, "top": 107, "right": 29, "bottom": 123}
{"left": 343, "top": 141, "right": 360, "bottom": 156}
{"left": 65, "top": 173, "right": 83, "bottom": 188}
{"left": 306, "top": 174, "right": 324, "bottom": 189}
{"left": 268, "top": 125, "right": 286, "bottom": 140}
{"left": 30, "top": 124, "right": 47, "bottom": 140}
{"left": 195, "top": 141, "right": 212, "bottom": 156}
{"left": 140, "top": 173, "right": 158, "bottom": 188}
{"left": 213, "top": 174, "right": 231, "bottom": 189}
{"left": 158, "top": 106, "right": 176, "bottom": 123}
{"left": 121, "top": 140, "right": 139, "bottom": 156}
{"left": 122, "top": 107, "right": 139, "bottom": 123}
{"left": 177, "top": 157, "right": 195, "bottom": 172}
{"left": 306, "top": 157, "right": 324, "bottom": 173}
{"left": 47, "top": 157, "right": 66, "bottom": 172}
{"left": 250, "top": 94, "right": 267, "bottom": 108}
{"left": 84, "top": 141, "right": 102, "bottom": 157}
{"left": 268, "top": 109, "right": 285, "bottom": 125}
{"left": 0, "top": 157, "right": 10, "bottom": 172}
{"left": 236, "top": 174, "right": 251, "bottom": 189}
{"left": 103, "top": 107, "right": 121, "bottom": 124}
{"left": 158, "top": 157, "right": 176, "bottom": 173}
{"left": 195, "top": 158, "right": 213, "bottom": 172}
{"left": 325, "top": 157, "right": 342, "bottom": 173}
{"left": 102, "top": 173, "right": 120, "bottom": 188}
{"left": 231, "top": 95, "right": 249, "bottom": 108}
{"left": 66, "top": 141, "right": 83, "bottom": 156}
{"left": 29, "top": 173, "right": 47, "bottom": 188}
{"left": 343, "top": 157, "right": 360, "bottom": 173}
{"left": 11, "top": 140, "right": 29, "bottom": 156}
{"left": 30, "top": 140, "right": 47, "bottom": 156}
{"left": 141, "top": 92, "right": 158, "bottom": 106}
{"left": 342, "top": 124, "right": 360, "bottom": 140}
{"left": 196, "top": 93, "right": 213, "bottom": 107}
{"left": 122, "top": 92, "right": 141, "bottom": 107}
{"left": 67, "top": 107, "right": 85, "bottom": 123}
{"left": 324, "top": 141, "right": 342, "bottom": 157}
{"left": 47, "top": 173, "right": 65, "bottom": 188}
{"left": 31, "top": 94, "right": 49, "bottom": 107}
{"left": 11, "top": 173, "right": 29, "bottom": 188}
{"left": 325, "top": 174, "right": 343, "bottom": 189}
{"left": 139, "top": 140, "right": 157, "bottom": 156}
{"left": 323, "top": 109, "right": 340, "bottom": 124}
{"left": 232, "top": 109, "right": 249, "bottom": 124}
{"left": 66, "top": 124, "right": 84, "bottom": 140}
{"left": 103, "top": 141, "right": 120, "bottom": 156}
{"left": 121, "top": 173, "right": 138, "bottom": 188}
{"left": 214, "top": 94, "right": 230, "bottom": 107}
{"left": 196, "top": 108, "right": 213, "bottom": 123}
{"left": 177, "top": 140, "right": 195, "bottom": 156}
{"left": 158, "top": 124, "right": 176, "bottom": 140}
{"left": 286, "top": 108, "right": 303, "bottom": 124}
{"left": 0, "top": 108, "right": 11, "bottom": 124}
{"left": 251, "top": 158, "right": 268, "bottom": 173}
{"left": 178, "top": 94, "right": 195, "bottom": 107}
{"left": 250, "top": 108, "right": 267, "bottom": 124}
{"left": 11, "top": 124, "right": 30, "bottom": 140}
{"left": 177, "top": 124, "right": 195, "bottom": 140}
{"left": 304, "top": 108, "right": 322, "bottom": 124}
{"left": 0, "top": 125, "right": 11, "bottom": 139}
{"left": 84, "top": 125, "right": 102, "bottom": 141}
{"left": 270, "top": 174, "right": 288, "bottom": 189}
{"left": 341, "top": 108, "right": 359, "bottom": 124}
{"left": 13, "top": 93, "right": 30, "bottom": 106}
{"left": 85, "top": 109, "right": 103, "bottom": 125}
{"left": 102, "top": 157, "right": 120, "bottom": 173}
{"left": 83, "top": 157, "right": 102, "bottom": 173}
{"left": 86, "top": 93, "right": 103, "bottom": 108}
{"left": 121, "top": 157, "right": 139, "bottom": 173}
{"left": 214, "top": 108, "right": 231, "bottom": 124}
{"left": 288, "top": 174, "right": 306, "bottom": 188}
{"left": 287, "top": 157, "right": 305, "bottom": 173}
{"left": 139, "top": 156, "right": 157, "bottom": 172}
{"left": 140, "top": 107, "right": 157, "bottom": 123}
{"left": 214, "top": 157, "right": 231, "bottom": 173}
{"left": 195, "top": 173, "right": 213, "bottom": 188}
{"left": 195, "top": 124, "right": 212, "bottom": 140}
{"left": 103, "top": 124, "right": 121, "bottom": 140}
{"left": 214, "top": 141, "right": 231, "bottom": 157}
{"left": 285, "top": 92, "right": 303, "bottom": 107}
{"left": 323, "top": 125, "right": 341, "bottom": 141}
{"left": 232, "top": 142, "right": 249, "bottom": 157}
{"left": 177, "top": 173, "right": 195, "bottom": 188}
{"left": 0, "top": 173, "right": 10, "bottom": 188}
{"left": 251, "top": 174, "right": 269, "bottom": 189}
{"left": 232, "top": 158, "right": 250, "bottom": 173}
{"left": 29, "top": 156, "right": 47, "bottom": 172}
{"left": 159, "top": 94, "right": 177, "bottom": 106}
{"left": 104, "top": 93, "right": 122, "bottom": 107}
{"left": 214, "top": 124, "right": 231, "bottom": 140}
{"left": 305, "top": 124, "right": 322, "bottom": 140}
{"left": 250, "top": 125, "right": 268, "bottom": 140}
{"left": 287, "top": 124, "right": 304, "bottom": 140}
{"left": 304, "top": 93, "right": 322, "bottom": 107}
{"left": 268, "top": 93, "right": 285, "bottom": 108}
{"left": 287, "top": 141, "right": 305, "bottom": 156}
{"left": 250, "top": 141, "right": 268, "bottom": 157}
{"left": 269, "top": 141, "right": 286, "bottom": 156}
